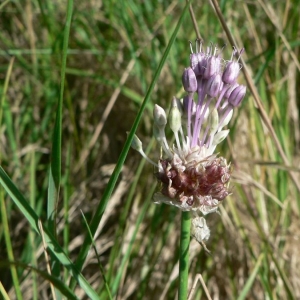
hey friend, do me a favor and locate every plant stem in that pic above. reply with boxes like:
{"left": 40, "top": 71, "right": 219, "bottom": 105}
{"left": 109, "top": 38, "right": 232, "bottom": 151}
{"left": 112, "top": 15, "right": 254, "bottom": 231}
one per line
{"left": 178, "top": 211, "right": 191, "bottom": 300}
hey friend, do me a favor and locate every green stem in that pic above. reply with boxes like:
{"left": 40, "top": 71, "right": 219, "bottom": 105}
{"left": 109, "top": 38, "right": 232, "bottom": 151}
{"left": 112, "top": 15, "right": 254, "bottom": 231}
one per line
{"left": 178, "top": 211, "right": 191, "bottom": 300}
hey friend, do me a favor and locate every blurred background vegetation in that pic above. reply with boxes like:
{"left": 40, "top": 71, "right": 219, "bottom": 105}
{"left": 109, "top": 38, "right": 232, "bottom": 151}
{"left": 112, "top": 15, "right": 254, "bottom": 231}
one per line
{"left": 0, "top": 0, "right": 299, "bottom": 299}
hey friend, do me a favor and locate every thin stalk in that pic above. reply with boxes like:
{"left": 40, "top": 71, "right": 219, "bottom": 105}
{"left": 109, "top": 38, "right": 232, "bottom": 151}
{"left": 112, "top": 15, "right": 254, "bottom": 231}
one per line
{"left": 0, "top": 189, "right": 23, "bottom": 300}
{"left": 178, "top": 211, "right": 191, "bottom": 300}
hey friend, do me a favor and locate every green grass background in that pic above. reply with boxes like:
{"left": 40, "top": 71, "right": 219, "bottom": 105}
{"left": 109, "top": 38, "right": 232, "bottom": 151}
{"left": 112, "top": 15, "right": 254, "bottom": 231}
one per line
{"left": 0, "top": 0, "right": 300, "bottom": 299}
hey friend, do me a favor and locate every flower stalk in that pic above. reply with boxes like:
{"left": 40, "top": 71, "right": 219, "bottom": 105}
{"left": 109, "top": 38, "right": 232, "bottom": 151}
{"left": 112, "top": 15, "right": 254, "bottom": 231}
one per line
{"left": 178, "top": 211, "right": 191, "bottom": 300}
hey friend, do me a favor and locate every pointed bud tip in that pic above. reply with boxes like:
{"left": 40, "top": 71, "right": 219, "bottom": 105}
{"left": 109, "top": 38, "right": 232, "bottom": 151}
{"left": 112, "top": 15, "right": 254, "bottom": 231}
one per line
{"left": 129, "top": 133, "right": 143, "bottom": 152}
{"left": 153, "top": 104, "right": 167, "bottom": 127}
{"left": 212, "top": 129, "right": 230, "bottom": 146}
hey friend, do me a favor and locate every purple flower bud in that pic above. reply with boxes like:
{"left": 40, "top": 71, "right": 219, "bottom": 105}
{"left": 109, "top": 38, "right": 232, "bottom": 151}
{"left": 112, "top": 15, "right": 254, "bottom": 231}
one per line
{"left": 203, "top": 56, "right": 221, "bottom": 79}
{"left": 206, "top": 74, "right": 222, "bottom": 98}
{"left": 222, "top": 61, "right": 240, "bottom": 84}
{"left": 198, "top": 53, "right": 207, "bottom": 76}
{"left": 182, "top": 67, "right": 197, "bottom": 93}
{"left": 224, "top": 83, "right": 239, "bottom": 99}
{"left": 190, "top": 52, "right": 206, "bottom": 76}
{"left": 219, "top": 81, "right": 224, "bottom": 93}
{"left": 190, "top": 53, "right": 199, "bottom": 75}
{"left": 228, "top": 85, "right": 246, "bottom": 107}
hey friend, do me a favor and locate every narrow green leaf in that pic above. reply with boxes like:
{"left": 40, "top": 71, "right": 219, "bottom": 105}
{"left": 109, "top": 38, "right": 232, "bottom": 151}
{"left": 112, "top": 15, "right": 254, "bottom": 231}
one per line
{"left": 0, "top": 189, "right": 23, "bottom": 300}
{"left": 0, "top": 281, "right": 10, "bottom": 300}
{"left": 48, "top": 0, "right": 73, "bottom": 225}
{"left": 111, "top": 191, "right": 152, "bottom": 296}
{"left": 237, "top": 253, "right": 264, "bottom": 300}
{"left": 0, "top": 261, "right": 78, "bottom": 300}
{"left": 72, "top": 1, "right": 191, "bottom": 280}
{"left": 81, "top": 211, "right": 113, "bottom": 300}
{"left": 47, "top": 2, "right": 73, "bottom": 296}
{"left": 0, "top": 166, "right": 100, "bottom": 300}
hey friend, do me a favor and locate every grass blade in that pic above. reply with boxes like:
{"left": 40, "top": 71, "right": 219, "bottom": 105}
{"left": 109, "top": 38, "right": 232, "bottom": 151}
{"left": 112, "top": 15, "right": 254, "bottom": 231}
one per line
{"left": 0, "top": 189, "right": 22, "bottom": 300}
{"left": 237, "top": 253, "right": 264, "bottom": 300}
{"left": 0, "top": 261, "right": 78, "bottom": 300}
{"left": 72, "top": 0, "right": 191, "bottom": 277}
{"left": 81, "top": 211, "right": 113, "bottom": 300}
{"left": 0, "top": 281, "right": 10, "bottom": 300}
{"left": 47, "top": 1, "right": 73, "bottom": 297}
{"left": 48, "top": 0, "right": 73, "bottom": 234}
{"left": 0, "top": 166, "right": 100, "bottom": 299}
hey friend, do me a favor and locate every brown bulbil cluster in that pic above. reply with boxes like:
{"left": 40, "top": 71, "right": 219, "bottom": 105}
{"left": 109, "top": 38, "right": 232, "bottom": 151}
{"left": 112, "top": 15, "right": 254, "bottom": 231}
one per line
{"left": 155, "top": 156, "right": 231, "bottom": 209}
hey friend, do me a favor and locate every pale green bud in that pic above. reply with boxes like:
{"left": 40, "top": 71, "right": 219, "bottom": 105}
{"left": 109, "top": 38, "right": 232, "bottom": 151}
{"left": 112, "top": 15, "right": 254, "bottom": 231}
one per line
{"left": 169, "top": 97, "right": 182, "bottom": 133}
{"left": 153, "top": 124, "right": 164, "bottom": 143}
{"left": 219, "top": 109, "right": 233, "bottom": 129}
{"left": 212, "top": 129, "right": 229, "bottom": 146}
{"left": 153, "top": 104, "right": 167, "bottom": 128}
{"left": 128, "top": 133, "right": 143, "bottom": 152}
{"left": 128, "top": 132, "right": 158, "bottom": 167}
{"left": 209, "top": 109, "right": 219, "bottom": 134}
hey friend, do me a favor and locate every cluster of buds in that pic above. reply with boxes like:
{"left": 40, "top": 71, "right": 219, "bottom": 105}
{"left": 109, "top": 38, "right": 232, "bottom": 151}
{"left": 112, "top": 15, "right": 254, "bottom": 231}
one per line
{"left": 131, "top": 40, "right": 246, "bottom": 247}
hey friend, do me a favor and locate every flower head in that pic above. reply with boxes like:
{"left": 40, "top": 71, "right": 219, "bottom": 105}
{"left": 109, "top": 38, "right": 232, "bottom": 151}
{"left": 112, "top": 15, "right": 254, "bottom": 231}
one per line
{"left": 131, "top": 41, "right": 246, "bottom": 243}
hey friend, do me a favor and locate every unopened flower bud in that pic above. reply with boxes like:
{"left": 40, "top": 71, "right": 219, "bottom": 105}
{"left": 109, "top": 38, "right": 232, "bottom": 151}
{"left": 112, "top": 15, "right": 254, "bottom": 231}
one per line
{"left": 212, "top": 129, "right": 229, "bottom": 146}
{"left": 206, "top": 74, "right": 222, "bottom": 97}
{"left": 222, "top": 61, "right": 240, "bottom": 84}
{"left": 219, "top": 109, "right": 233, "bottom": 129}
{"left": 190, "top": 53, "right": 199, "bottom": 74}
{"left": 197, "top": 53, "right": 206, "bottom": 76}
{"left": 224, "top": 83, "right": 239, "bottom": 99}
{"left": 209, "top": 109, "right": 219, "bottom": 134}
{"left": 228, "top": 85, "right": 246, "bottom": 107}
{"left": 129, "top": 133, "right": 143, "bottom": 152}
{"left": 182, "top": 67, "right": 197, "bottom": 93}
{"left": 169, "top": 97, "right": 182, "bottom": 133}
{"left": 190, "top": 52, "right": 205, "bottom": 76}
{"left": 153, "top": 104, "right": 167, "bottom": 127}
{"left": 128, "top": 132, "right": 158, "bottom": 167}
{"left": 203, "top": 56, "right": 221, "bottom": 79}
{"left": 153, "top": 124, "right": 163, "bottom": 143}
{"left": 175, "top": 97, "right": 183, "bottom": 115}
{"left": 219, "top": 81, "right": 224, "bottom": 93}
